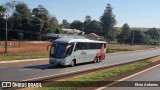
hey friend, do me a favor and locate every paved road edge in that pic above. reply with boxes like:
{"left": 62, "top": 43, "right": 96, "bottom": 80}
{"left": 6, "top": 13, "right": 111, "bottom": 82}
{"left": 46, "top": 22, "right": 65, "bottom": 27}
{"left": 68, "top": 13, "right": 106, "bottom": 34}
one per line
{"left": 0, "top": 58, "right": 48, "bottom": 63}
{"left": 0, "top": 47, "right": 159, "bottom": 64}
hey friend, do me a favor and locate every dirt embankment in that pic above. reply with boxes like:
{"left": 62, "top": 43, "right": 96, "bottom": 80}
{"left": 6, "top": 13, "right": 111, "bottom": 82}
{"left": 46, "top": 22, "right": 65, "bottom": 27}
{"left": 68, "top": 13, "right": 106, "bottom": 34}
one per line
{"left": 149, "top": 56, "right": 160, "bottom": 63}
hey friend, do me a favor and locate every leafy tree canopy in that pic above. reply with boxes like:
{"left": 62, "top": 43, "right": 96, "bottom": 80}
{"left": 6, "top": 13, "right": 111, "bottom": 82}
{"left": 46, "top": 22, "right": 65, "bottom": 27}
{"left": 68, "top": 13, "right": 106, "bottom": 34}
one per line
{"left": 100, "top": 4, "right": 117, "bottom": 42}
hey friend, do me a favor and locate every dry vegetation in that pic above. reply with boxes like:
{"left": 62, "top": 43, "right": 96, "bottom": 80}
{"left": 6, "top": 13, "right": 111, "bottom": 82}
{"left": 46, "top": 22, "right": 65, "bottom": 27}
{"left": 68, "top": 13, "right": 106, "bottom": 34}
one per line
{"left": 149, "top": 56, "right": 160, "bottom": 63}
{"left": 106, "top": 44, "right": 157, "bottom": 51}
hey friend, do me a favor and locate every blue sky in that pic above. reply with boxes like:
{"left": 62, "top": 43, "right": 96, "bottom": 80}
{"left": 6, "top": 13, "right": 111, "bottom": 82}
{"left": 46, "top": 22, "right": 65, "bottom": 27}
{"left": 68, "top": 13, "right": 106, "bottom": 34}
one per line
{"left": 1, "top": 0, "right": 160, "bottom": 28}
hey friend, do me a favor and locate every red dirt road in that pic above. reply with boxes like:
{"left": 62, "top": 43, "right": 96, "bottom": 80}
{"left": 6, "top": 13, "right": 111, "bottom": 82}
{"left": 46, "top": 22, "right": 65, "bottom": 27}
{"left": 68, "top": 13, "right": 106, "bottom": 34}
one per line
{"left": 0, "top": 41, "right": 157, "bottom": 54}
{"left": 0, "top": 41, "right": 50, "bottom": 54}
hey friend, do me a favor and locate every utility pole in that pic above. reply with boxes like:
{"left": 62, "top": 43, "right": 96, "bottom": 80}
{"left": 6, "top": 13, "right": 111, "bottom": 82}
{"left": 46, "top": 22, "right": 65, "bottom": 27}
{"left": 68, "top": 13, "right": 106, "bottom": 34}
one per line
{"left": 131, "top": 30, "right": 134, "bottom": 45}
{"left": 158, "top": 34, "right": 160, "bottom": 47}
{"left": 39, "top": 22, "right": 43, "bottom": 42}
{"left": 5, "top": 15, "right": 8, "bottom": 53}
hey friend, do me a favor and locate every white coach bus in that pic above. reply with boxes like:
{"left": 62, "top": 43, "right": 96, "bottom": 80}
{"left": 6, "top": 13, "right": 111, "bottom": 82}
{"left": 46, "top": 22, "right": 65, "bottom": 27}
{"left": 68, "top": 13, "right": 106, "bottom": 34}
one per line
{"left": 48, "top": 38, "right": 106, "bottom": 67}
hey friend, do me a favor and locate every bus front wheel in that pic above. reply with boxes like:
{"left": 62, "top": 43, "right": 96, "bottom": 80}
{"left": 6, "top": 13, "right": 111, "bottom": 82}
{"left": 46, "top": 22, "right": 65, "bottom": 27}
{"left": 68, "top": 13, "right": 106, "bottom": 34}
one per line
{"left": 71, "top": 60, "right": 76, "bottom": 67}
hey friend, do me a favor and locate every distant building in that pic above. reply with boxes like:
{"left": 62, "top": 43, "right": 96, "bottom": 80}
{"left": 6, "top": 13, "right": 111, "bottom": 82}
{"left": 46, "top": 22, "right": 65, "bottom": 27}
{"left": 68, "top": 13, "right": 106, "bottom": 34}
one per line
{"left": 85, "top": 33, "right": 101, "bottom": 40}
{"left": 61, "top": 28, "right": 84, "bottom": 34}
{"left": 42, "top": 33, "right": 86, "bottom": 41}
{"left": 42, "top": 32, "right": 100, "bottom": 41}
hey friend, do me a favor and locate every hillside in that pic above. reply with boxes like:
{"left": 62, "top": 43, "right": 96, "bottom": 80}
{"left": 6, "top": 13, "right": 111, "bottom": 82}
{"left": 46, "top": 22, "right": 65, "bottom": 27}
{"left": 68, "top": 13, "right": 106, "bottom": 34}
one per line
{"left": 116, "top": 27, "right": 159, "bottom": 31}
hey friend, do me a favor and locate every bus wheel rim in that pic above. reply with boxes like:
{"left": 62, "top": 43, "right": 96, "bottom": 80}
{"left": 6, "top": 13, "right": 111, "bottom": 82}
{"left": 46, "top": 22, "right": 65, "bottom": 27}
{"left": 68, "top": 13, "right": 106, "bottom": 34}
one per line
{"left": 71, "top": 61, "right": 74, "bottom": 66}
{"left": 97, "top": 58, "right": 99, "bottom": 63}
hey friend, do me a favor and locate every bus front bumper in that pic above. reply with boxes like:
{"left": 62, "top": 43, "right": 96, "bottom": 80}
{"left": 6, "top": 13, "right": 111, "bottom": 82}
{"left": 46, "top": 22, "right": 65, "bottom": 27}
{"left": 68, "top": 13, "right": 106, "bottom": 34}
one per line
{"left": 49, "top": 58, "right": 66, "bottom": 66}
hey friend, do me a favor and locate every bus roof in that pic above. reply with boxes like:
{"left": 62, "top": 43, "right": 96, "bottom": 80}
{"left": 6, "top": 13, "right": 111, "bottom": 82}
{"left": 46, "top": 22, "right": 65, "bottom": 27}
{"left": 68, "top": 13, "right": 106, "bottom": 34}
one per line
{"left": 53, "top": 38, "right": 106, "bottom": 43}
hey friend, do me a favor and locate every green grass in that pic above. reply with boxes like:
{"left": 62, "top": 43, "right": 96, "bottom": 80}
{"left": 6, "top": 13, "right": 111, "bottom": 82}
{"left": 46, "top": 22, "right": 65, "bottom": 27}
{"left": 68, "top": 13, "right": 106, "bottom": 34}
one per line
{"left": 0, "top": 51, "right": 49, "bottom": 61}
{"left": 35, "top": 60, "right": 150, "bottom": 90}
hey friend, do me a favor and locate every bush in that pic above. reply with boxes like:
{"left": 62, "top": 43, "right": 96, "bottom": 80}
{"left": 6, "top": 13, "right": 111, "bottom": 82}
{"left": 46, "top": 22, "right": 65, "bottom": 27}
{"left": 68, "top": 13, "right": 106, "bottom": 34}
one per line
{"left": 54, "top": 28, "right": 61, "bottom": 34}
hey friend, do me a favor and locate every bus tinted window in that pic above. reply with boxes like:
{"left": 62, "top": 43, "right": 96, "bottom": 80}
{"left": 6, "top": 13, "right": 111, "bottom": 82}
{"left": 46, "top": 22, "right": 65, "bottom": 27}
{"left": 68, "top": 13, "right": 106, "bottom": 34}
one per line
{"left": 100, "top": 43, "right": 103, "bottom": 49}
{"left": 75, "top": 42, "right": 105, "bottom": 50}
{"left": 75, "top": 42, "right": 84, "bottom": 50}
{"left": 67, "top": 43, "right": 74, "bottom": 55}
{"left": 90, "top": 43, "right": 98, "bottom": 49}
{"left": 90, "top": 43, "right": 93, "bottom": 49}
{"left": 84, "top": 43, "right": 90, "bottom": 49}
{"left": 104, "top": 43, "right": 106, "bottom": 48}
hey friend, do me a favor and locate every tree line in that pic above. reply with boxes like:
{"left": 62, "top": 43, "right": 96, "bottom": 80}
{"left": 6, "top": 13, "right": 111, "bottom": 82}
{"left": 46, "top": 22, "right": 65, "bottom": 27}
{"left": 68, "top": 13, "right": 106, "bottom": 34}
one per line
{"left": 0, "top": 1, "right": 59, "bottom": 40}
{"left": 0, "top": 1, "right": 160, "bottom": 45}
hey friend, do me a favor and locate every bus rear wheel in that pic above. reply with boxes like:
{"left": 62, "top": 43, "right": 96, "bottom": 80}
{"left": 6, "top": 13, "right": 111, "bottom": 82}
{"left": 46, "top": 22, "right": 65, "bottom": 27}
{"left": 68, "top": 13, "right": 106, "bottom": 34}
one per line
{"left": 94, "top": 57, "right": 100, "bottom": 63}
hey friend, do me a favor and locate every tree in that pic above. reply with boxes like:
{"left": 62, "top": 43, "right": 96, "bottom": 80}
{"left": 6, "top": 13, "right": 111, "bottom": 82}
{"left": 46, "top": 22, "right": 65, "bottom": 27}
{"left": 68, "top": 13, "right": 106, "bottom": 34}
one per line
{"left": 2, "top": 1, "right": 33, "bottom": 40}
{"left": 119, "top": 23, "right": 131, "bottom": 43}
{"left": 0, "top": 1, "right": 59, "bottom": 41}
{"left": 0, "top": 5, "right": 6, "bottom": 24}
{"left": 145, "top": 28, "right": 160, "bottom": 45}
{"left": 4, "top": 1, "right": 20, "bottom": 29}
{"left": 32, "top": 5, "right": 49, "bottom": 21}
{"left": 107, "top": 27, "right": 120, "bottom": 41}
{"left": 0, "top": 6, "right": 6, "bottom": 40}
{"left": 8, "top": 2, "right": 33, "bottom": 40}
{"left": 15, "top": 3, "right": 32, "bottom": 30}
{"left": 70, "top": 20, "right": 83, "bottom": 30}
{"left": 4, "top": 1, "right": 17, "bottom": 14}
{"left": 0, "top": 6, "right": 6, "bottom": 15}
{"left": 146, "top": 28, "right": 159, "bottom": 40}
{"left": 84, "top": 15, "right": 91, "bottom": 21}
{"left": 87, "top": 20, "right": 102, "bottom": 34}
{"left": 15, "top": 3, "right": 31, "bottom": 17}
{"left": 100, "top": 4, "right": 117, "bottom": 42}
{"left": 141, "top": 32, "right": 152, "bottom": 44}
{"left": 61, "top": 19, "right": 70, "bottom": 29}
{"left": 83, "top": 15, "right": 91, "bottom": 33}
{"left": 131, "top": 30, "right": 144, "bottom": 44}
{"left": 83, "top": 16, "right": 102, "bottom": 35}
{"left": 32, "top": 5, "right": 50, "bottom": 34}
{"left": 54, "top": 28, "right": 61, "bottom": 34}
{"left": 48, "top": 16, "right": 59, "bottom": 33}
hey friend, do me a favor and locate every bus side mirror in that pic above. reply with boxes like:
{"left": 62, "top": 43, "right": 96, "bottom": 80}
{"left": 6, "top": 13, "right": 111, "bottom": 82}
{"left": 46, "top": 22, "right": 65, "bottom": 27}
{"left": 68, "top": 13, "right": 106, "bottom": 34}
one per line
{"left": 47, "top": 44, "right": 51, "bottom": 50}
{"left": 65, "top": 45, "right": 72, "bottom": 52}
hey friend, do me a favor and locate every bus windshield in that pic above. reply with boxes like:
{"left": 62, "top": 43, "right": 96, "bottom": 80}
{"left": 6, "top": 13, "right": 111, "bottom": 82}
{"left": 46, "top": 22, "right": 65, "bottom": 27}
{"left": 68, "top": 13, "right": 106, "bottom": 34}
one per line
{"left": 50, "top": 43, "right": 68, "bottom": 59}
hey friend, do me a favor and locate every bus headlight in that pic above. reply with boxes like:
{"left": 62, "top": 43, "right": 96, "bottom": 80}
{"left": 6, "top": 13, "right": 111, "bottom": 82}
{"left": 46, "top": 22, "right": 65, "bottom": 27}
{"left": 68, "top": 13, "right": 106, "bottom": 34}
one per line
{"left": 61, "top": 60, "right": 65, "bottom": 65}
{"left": 65, "top": 58, "right": 70, "bottom": 61}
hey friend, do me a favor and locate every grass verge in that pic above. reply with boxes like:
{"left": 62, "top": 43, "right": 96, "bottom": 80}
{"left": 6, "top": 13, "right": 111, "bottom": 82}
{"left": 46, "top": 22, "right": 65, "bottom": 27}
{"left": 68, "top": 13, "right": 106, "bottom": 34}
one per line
{"left": 35, "top": 59, "right": 150, "bottom": 90}
{"left": 0, "top": 51, "right": 49, "bottom": 61}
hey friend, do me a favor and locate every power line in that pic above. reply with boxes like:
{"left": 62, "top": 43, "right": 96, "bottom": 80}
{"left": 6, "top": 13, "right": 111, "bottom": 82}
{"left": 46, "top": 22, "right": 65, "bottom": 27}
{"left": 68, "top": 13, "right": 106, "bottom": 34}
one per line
{"left": 0, "top": 28, "right": 39, "bottom": 34}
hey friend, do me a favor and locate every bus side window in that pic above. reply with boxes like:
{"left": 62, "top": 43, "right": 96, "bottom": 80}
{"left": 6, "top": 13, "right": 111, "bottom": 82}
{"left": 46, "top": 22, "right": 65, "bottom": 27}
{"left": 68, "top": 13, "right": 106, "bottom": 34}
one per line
{"left": 97, "top": 43, "right": 99, "bottom": 49}
{"left": 74, "top": 42, "right": 83, "bottom": 51}
{"left": 104, "top": 43, "right": 106, "bottom": 48}
{"left": 74, "top": 42, "right": 79, "bottom": 51}
{"left": 94, "top": 43, "right": 97, "bottom": 49}
{"left": 100, "top": 43, "right": 103, "bottom": 49}
{"left": 84, "top": 43, "right": 89, "bottom": 49}
{"left": 79, "top": 42, "right": 84, "bottom": 50}
{"left": 86, "top": 43, "right": 90, "bottom": 49}
{"left": 96, "top": 43, "right": 98, "bottom": 49}
{"left": 93, "top": 43, "right": 95, "bottom": 49}
{"left": 83, "top": 43, "right": 85, "bottom": 49}
{"left": 90, "top": 43, "right": 93, "bottom": 49}
{"left": 67, "top": 43, "right": 74, "bottom": 55}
